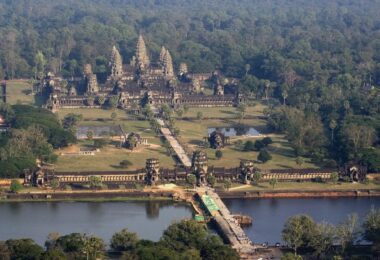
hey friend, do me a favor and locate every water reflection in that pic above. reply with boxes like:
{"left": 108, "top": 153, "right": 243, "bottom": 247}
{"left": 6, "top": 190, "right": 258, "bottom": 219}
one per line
{"left": 0, "top": 201, "right": 193, "bottom": 245}
{"left": 224, "top": 197, "right": 380, "bottom": 244}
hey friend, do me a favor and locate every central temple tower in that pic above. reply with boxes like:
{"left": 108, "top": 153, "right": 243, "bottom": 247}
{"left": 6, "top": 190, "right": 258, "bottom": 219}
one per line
{"left": 136, "top": 35, "right": 150, "bottom": 70}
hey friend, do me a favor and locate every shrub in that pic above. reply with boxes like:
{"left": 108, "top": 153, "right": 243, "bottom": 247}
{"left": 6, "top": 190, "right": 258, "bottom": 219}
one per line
{"left": 254, "top": 140, "right": 265, "bottom": 151}
{"left": 262, "top": 137, "right": 273, "bottom": 146}
{"left": 258, "top": 149, "right": 272, "bottom": 163}
{"left": 215, "top": 150, "right": 223, "bottom": 160}
{"left": 10, "top": 180, "right": 23, "bottom": 193}
{"left": 120, "top": 160, "right": 133, "bottom": 168}
{"left": 243, "top": 140, "right": 255, "bottom": 151}
{"left": 93, "top": 139, "right": 108, "bottom": 148}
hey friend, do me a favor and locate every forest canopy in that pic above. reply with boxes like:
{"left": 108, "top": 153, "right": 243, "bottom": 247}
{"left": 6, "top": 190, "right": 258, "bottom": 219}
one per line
{"left": 0, "top": 0, "right": 379, "bottom": 169}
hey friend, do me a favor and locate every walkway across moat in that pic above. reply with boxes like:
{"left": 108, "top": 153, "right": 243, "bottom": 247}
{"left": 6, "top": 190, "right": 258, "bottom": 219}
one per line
{"left": 196, "top": 187, "right": 256, "bottom": 258}
{"left": 154, "top": 115, "right": 256, "bottom": 258}
{"left": 156, "top": 118, "right": 192, "bottom": 167}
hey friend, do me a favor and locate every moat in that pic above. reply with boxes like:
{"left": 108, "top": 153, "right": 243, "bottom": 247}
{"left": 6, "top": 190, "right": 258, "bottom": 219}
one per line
{"left": 1, "top": 197, "right": 379, "bottom": 245}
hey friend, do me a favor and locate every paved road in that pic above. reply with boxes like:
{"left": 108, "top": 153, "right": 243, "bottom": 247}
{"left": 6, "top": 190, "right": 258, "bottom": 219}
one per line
{"left": 156, "top": 118, "right": 192, "bottom": 167}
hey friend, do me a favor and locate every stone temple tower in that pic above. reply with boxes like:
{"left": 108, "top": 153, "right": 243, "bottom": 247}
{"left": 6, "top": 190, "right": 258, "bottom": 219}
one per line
{"left": 111, "top": 46, "right": 123, "bottom": 78}
{"left": 191, "top": 150, "right": 208, "bottom": 185}
{"left": 159, "top": 46, "right": 167, "bottom": 65}
{"left": 145, "top": 158, "right": 160, "bottom": 185}
{"left": 136, "top": 35, "right": 150, "bottom": 70}
{"left": 239, "top": 160, "right": 255, "bottom": 184}
{"left": 163, "top": 49, "right": 174, "bottom": 79}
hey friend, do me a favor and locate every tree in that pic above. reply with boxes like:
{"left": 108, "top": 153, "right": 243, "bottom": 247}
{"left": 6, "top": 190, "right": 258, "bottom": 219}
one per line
{"left": 281, "top": 253, "right": 303, "bottom": 260}
{"left": 282, "top": 215, "right": 316, "bottom": 255}
{"left": 330, "top": 172, "right": 339, "bottom": 184}
{"left": 243, "top": 140, "right": 255, "bottom": 151}
{"left": 269, "top": 178, "right": 278, "bottom": 189}
{"left": 215, "top": 150, "right": 223, "bottom": 160}
{"left": 262, "top": 137, "right": 273, "bottom": 146}
{"left": 196, "top": 112, "right": 203, "bottom": 120}
{"left": 187, "top": 174, "right": 196, "bottom": 188}
{"left": 88, "top": 176, "right": 102, "bottom": 189}
{"left": 175, "top": 109, "right": 184, "bottom": 118}
{"left": 223, "top": 180, "right": 232, "bottom": 191}
{"left": 10, "top": 180, "right": 22, "bottom": 193}
{"left": 63, "top": 113, "right": 82, "bottom": 133}
{"left": 97, "top": 96, "right": 105, "bottom": 106}
{"left": 93, "top": 139, "right": 107, "bottom": 149}
{"left": 41, "top": 248, "right": 66, "bottom": 260}
{"left": 207, "top": 175, "right": 216, "bottom": 187}
{"left": 252, "top": 171, "right": 262, "bottom": 185}
{"left": 183, "top": 105, "right": 189, "bottom": 115}
{"left": 254, "top": 140, "right": 265, "bottom": 151}
{"left": 336, "top": 214, "right": 359, "bottom": 254}
{"left": 108, "top": 95, "right": 119, "bottom": 109}
{"left": 329, "top": 119, "right": 337, "bottom": 142}
{"left": 344, "top": 123, "right": 376, "bottom": 155}
{"left": 258, "top": 149, "right": 272, "bottom": 163}
{"left": 86, "top": 96, "right": 95, "bottom": 106}
{"left": 6, "top": 239, "right": 44, "bottom": 260}
{"left": 87, "top": 130, "right": 94, "bottom": 140}
{"left": 119, "top": 160, "right": 133, "bottom": 168}
{"left": 83, "top": 235, "right": 105, "bottom": 260}
{"left": 160, "top": 220, "right": 208, "bottom": 251}
{"left": 295, "top": 157, "right": 304, "bottom": 166}
{"left": 111, "top": 112, "right": 117, "bottom": 123}
{"left": 309, "top": 222, "right": 335, "bottom": 258}
{"left": 362, "top": 208, "right": 380, "bottom": 249}
{"left": 111, "top": 228, "right": 139, "bottom": 251}
{"left": 34, "top": 51, "right": 46, "bottom": 79}
{"left": 50, "top": 178, "right": 60, "bottom": 191}
{"left": 236, "top": 104, "right": 246, "bottom": 121}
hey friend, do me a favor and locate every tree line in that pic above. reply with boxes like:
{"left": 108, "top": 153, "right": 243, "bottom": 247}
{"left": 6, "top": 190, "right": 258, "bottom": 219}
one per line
{"left": 281, "top": 207, "right": 380, "bottom": 259}
{"left": 0, "top": 0, "right": 379, "bottom": 169}
{"left": 0, "top": 220, "right": 238, "bottom": 260}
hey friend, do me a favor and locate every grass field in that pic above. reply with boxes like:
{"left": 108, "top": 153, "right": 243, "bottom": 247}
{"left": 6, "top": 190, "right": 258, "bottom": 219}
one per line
{"left": 56, "top": 108, "right": 132, "bottom": 121}
{"left": 175, "top": 118, "right": 318, "bottom": 169}
{"left": 229, "top": 181, "right": 380, "bottom": 191}
{"left": 5, "top": 80, "right": 35, "bottom": 105}
{"left": 176, "top": 102, "right": 267, "bottom": 119}
{"left": 55, "top": 141, "right": 176, "bottom": 171}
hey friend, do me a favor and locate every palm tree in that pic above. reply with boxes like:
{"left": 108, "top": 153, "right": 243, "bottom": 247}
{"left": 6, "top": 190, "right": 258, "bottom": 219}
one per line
{"left": 329, "top": 119, "right": 337, "bottom": 142}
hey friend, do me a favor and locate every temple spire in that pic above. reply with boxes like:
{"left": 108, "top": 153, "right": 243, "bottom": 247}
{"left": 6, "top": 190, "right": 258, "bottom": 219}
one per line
{"left": 136, "top": 35, "right": 150, "bottom": 69}
{"left": 159, "top": 46, "right": 167, "bottom": 65}
{"left": 163, "top": 49, "right": 174, "bottom": 79}
{"left": 110, "top": 45, "right": 123, "bottom": 78}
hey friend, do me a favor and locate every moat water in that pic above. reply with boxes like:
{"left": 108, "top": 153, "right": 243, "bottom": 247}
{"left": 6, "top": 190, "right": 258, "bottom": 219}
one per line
{"left": 224, "top": 197, "right": 380, "bottom": 244}
{"left": 1, "top": 198, "right": 379, "bottom": 246}
{"left": 0, "top": 201, "right": 193, "bottom": 245}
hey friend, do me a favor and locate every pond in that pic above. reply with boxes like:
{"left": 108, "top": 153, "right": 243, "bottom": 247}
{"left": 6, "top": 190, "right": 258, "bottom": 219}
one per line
{"left": 207, "top": 126, "right": 260, "bottom": 137}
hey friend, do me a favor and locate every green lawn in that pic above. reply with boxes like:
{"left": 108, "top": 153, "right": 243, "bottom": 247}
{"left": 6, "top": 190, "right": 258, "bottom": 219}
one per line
{"left": 55, "top": 107, "right": 177, "bottom": 171}
{"left": 5, "top": 80, "right": 35, "bottom": 105}
{"left": 175, "top": 102, "right": 267, "bottom": 119}
{"left": 175, "top": 118, "right": 318, "bottom": 170}
{"left": 229, "top": 181, "right": 380, "bottom": 192}
{"left": 56, "top": 108, "right": 131, "bottom": 121}
{"left": 55, "top": 140, "right": 176, "bottom": 172}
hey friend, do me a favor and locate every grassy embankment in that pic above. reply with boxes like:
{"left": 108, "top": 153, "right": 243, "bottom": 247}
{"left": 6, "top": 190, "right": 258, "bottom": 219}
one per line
{"left": 227, "top": 180, "right": 380, "bottom": 192}
{"left": 54, "top": 109, "right": 176, "bottom": 171}
{"left": 175, "top": 104, "right": 318, "bottom": 170}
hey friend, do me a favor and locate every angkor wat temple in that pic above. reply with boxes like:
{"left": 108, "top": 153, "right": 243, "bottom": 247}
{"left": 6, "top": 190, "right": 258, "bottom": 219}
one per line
{"left": 43, "top": 35, "right": 243, "bottom": 111}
